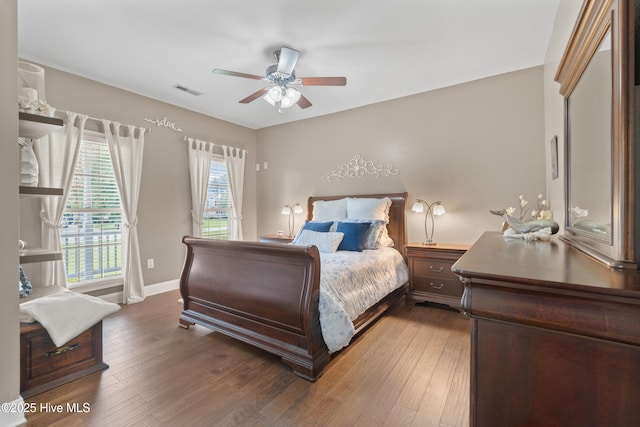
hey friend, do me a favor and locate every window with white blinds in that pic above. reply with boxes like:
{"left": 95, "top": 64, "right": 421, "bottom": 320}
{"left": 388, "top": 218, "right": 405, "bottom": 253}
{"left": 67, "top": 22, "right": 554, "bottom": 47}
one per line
{"left": 61, "top": 133, "right": 122, "bottom": 284}
{"left": 202, "top": 156, "right": 233, "bottom": 240}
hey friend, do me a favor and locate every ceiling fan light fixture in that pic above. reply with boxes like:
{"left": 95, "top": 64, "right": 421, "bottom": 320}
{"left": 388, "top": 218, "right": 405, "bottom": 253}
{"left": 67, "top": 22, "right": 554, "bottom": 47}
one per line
{"left": 280, "top": 87, "right": 301, "bottom": 108}
{"left": 263, "top": 86, "right": 300, "bottom": 109}
{"left": 267, "top": 85, "right": 283, "bottom": 102}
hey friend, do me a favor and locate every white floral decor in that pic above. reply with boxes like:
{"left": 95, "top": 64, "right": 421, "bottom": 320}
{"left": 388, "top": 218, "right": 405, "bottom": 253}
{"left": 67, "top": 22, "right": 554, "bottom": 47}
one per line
{"left": 321, "top": 154, "right": 399, "bottom": 182}
{"left": 491, "top": 194, "right": 558, "bottom": 241}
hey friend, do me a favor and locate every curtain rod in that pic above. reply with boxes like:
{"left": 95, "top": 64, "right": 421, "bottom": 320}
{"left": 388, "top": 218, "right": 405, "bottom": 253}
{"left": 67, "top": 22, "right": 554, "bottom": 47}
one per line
{"left": 55, "top": 109, "right": 151, "bottom": 134}
{"left": 183, "top": 136, "right": 247, "bottom": 153}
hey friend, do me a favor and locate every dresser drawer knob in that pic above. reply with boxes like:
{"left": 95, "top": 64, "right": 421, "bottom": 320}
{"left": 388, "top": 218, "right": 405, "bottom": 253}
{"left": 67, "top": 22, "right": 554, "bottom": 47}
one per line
{"left": 429, "top": 266, "right": 444, "bottom": 273}
{"left": 429, "top": 282, "right": 444, "bottom": 289}
{"left": 46, "top": 342, "right": 80, "bottom": 357}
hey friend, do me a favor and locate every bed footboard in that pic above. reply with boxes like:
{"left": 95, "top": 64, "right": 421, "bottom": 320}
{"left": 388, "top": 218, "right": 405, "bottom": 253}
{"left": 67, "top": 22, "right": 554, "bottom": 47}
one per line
{"left": 179, "top": 236, "right": 329, "bottom": 381}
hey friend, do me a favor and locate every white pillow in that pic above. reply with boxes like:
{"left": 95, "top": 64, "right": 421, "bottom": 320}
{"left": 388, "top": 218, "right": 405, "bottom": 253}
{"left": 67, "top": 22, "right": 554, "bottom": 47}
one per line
{"left": 347, "top": 197, "right": 392, "bottom": 223}
{"left": 363, "top": 220, "right": 394, "bottom": 249}
{"left": 312, "top": 198, "right": 347, "bottom": 222}
{"left": 291, "top": 229, "right": 344, "bottom": 253}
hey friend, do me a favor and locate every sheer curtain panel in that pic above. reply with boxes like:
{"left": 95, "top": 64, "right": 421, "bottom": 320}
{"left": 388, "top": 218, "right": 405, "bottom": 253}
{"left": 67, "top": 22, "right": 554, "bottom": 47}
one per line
{"left": 34, "top": 112, "right": 87, "bottom": 288}
{"left": 187, "top": 138, "right": 213, "bottom": 237}
{"left": 223, "top": 146, "right": 246, "bottom": 240}
{"left": 103, "top": 120, "right": 146, "bottom": 304}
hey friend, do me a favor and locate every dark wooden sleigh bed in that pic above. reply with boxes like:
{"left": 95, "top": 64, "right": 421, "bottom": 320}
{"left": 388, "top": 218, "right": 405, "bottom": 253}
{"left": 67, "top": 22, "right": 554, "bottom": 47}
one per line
{"left": 178, "top": 192, "right": 408, "bottom": 381}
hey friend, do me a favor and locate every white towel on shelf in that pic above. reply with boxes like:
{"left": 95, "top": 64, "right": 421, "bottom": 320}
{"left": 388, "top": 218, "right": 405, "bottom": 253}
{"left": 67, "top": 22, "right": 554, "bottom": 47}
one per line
{"left": 20, "top": 289, "right": 120, "bottom": 346}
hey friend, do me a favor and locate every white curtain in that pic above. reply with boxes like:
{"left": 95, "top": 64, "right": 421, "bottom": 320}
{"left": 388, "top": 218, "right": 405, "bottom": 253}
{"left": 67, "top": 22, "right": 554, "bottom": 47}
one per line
{"left": 34, "top": 112, "right": 87, "bottom": 288}
{"left": 223, "top": 145, "right": 246, "bottom": 240}
{"left": 103, "top": 120, "right": 146, "bottom": 304}
{"left": 187, "top": 138, "right": 213, "bottom": 237}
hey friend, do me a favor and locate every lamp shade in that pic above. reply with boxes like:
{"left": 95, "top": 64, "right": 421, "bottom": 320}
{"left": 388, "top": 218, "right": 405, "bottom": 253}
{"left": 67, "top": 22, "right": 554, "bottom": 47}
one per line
{"left": 293, "top": 204, "right": 304, "bottom": 214}
{"left": 411, "top": 201, "right": 424, "bottom": 213}
{"left": 433, "top": 204, "right": 446, "bottom": 215}
{"left": 281, "top": 205, "right": 291, "bottom": 215}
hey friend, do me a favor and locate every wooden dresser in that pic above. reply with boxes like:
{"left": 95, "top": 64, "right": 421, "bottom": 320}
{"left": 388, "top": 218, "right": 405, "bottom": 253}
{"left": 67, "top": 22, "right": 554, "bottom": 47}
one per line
{"left": 405, "top": 243, "right": 470, "bottom": 309}
{"left": 452, "top": 232, "right": 640, "bottom": 427}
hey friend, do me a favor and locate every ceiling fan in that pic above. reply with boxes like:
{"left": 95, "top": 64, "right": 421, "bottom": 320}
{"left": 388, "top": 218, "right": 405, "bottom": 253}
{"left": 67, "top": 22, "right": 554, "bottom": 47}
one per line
{"left": 212, "top": 47, "right": 347, "bottom": 113}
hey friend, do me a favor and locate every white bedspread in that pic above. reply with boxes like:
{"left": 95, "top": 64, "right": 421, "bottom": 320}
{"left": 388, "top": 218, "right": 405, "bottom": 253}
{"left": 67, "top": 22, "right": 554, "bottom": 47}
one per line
{"left": 319, "top": 247, "right": 408, "bottom": 352}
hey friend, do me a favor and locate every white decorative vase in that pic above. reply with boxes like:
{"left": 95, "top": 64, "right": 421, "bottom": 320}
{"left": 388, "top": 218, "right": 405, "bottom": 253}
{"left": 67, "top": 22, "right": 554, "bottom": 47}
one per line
{"left": 17, "top": 61, "right": 46, "bottom": 102}
{"left": 19, "top": 138, "right": 39, "bottom": 187}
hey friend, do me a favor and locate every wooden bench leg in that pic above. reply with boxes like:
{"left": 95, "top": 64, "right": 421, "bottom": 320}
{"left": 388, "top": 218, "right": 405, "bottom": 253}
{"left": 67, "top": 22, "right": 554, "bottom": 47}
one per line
{"left": 179, "top": 318, "right": 195, "bottom": 329}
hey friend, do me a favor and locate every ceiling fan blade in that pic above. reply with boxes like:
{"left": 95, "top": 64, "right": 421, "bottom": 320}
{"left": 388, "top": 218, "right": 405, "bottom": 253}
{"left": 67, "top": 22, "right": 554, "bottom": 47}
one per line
{"left": 239, "top": 88, "right": 269, "bottom": 104}
{"left": 300, "top": 77, "right": 347, "bottom": 86}
{"left": 213, "top": 69, "right": 264, "bottom": 80}
{"left": 277, "top": 47, "right": 300, "bottom": 75}
{"left": 297, "top": 94, "right": 312, "bottom": 109}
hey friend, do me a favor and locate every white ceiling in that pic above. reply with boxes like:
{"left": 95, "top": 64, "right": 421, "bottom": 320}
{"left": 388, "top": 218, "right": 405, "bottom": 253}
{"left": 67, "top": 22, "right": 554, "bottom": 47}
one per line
{"left": 18, "top": 0, "right": 560, "bottom": 130}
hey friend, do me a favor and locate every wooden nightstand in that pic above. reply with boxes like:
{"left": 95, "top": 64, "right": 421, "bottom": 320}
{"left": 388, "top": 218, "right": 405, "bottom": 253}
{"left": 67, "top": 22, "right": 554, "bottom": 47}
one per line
{"left": 260, "top": 234, "right": 295, "bottom": 244}
{"left": 405, "top": 242, "right": 470, "bottom": 309}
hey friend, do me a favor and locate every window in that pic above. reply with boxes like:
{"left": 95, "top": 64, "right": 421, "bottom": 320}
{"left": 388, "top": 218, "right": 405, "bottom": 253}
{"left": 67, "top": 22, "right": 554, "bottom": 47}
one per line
{"left": 202, "top": 156, "right": 233, "bottom": 240}
{"left": 61, "top": 132, "right": 122, "bottom": 284}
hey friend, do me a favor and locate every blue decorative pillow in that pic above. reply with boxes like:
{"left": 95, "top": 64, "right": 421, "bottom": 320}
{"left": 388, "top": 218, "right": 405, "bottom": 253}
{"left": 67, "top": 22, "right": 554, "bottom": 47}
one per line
{"left": 336, "top": 221, "right": 372, "bottom": 252}
{"left": 300, "top": 221, "right": 334, "bottom": 233}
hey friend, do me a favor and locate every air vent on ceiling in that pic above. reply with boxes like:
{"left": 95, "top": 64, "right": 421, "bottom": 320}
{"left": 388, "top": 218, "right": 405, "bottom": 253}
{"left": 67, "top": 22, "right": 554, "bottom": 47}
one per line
{"left": 173, "top": 84, "right": 202, "bottom": 96}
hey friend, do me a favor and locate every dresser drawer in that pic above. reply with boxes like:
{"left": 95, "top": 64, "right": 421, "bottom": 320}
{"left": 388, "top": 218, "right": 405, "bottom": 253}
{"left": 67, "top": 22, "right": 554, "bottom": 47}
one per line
{"left": 412, "top": 276, "right": 463, "bottom": 297}
{"left": 412, "top": 258, "right": 458, "bottom": 281}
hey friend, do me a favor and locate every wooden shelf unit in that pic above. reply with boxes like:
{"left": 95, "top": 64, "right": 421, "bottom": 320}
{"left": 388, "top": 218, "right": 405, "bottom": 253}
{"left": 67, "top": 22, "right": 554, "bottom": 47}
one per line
{"left": 18, "top": 112, "right": 63, "bottom": 139}
{"left": 19, "top": 249, "right": 63, "bottom": 264}
{"left": 19, "top": 186, "right": 63, "bottom": 198}
{"left": 17, "top": 109, "right": 107, "bottom": 398}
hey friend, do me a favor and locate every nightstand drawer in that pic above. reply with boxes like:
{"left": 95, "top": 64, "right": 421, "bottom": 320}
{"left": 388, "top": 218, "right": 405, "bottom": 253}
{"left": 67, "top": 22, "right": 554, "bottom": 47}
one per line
{"left": 412, "top": 277, "right": 463, "bottom": 298}
{"left": 412, "top": 259, "right": 458, "bottom": 281}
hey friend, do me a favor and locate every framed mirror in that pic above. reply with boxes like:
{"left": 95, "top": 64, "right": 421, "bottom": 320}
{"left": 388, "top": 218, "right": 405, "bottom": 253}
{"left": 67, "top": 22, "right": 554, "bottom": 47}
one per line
{"left": 555, "top": 0, "right": 636, "bottom": 268}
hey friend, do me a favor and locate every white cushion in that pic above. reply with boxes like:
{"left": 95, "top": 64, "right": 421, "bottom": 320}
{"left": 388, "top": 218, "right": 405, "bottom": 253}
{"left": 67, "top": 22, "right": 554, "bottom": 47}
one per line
{"left": 291, "top": 229, "right": 344, "bottom": 253}
{"left": 347, "top": 197, "right": 392, "bottom": 223}
{"left": 20, "top": 289, "right": 121, "bottom": 347}
{"left": 312, "top": 198, "right": 347, "bottom": 222}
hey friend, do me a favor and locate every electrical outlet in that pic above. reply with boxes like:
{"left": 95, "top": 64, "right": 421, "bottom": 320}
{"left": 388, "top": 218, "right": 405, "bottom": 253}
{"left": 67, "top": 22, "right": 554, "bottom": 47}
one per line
{"left": 255, "top": 163, "right": 260, "bottom": 171}
{"left": 263, "top": 161, "right": 268, "bottom": 169}
{"left": 147, "top": 258, "right": 155, "bottom": 269}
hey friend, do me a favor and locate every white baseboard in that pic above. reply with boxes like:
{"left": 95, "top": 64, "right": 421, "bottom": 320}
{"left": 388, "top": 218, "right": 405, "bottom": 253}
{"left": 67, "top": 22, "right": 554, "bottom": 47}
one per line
{"left": 98, "top": 279, "right": 180, "bottom": 303}
{"left": 145, "top": 279, "right": 180, "bottom": 297}
{"left": 0, "top": 397, "right": 27, "bottom": 427}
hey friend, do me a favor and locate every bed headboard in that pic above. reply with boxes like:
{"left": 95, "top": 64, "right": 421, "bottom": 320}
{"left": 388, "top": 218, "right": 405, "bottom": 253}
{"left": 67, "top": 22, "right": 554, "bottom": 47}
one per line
{"left": 306, "top": 192, "right": 408, "bottom": 252}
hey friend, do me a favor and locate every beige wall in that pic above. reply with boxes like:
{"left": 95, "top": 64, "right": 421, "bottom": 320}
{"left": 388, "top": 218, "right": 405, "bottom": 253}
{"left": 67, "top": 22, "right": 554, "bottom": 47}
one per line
{"left": 0, "top": 0, "right": 21, "bottom": 416}
{"left": 18, "top": 65, "right": 258, "bottom": 290}
{"left": 256, "top": 67, "right": 547, "bottom": 245}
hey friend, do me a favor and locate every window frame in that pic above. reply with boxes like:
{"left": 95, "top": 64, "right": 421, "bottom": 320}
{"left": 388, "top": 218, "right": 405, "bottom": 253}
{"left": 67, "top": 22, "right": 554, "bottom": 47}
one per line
{"left": 201, "top": 154, "right": 233, "bottom": 240}
{"left": 62, "top": 130, "right": 124, "bottom": 290}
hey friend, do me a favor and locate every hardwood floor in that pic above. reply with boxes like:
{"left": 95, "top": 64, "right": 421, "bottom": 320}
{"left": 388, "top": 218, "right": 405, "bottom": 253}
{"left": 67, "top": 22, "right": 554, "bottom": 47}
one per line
{"left": 22, "top": 290, "right": 470, "bottom": 426}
